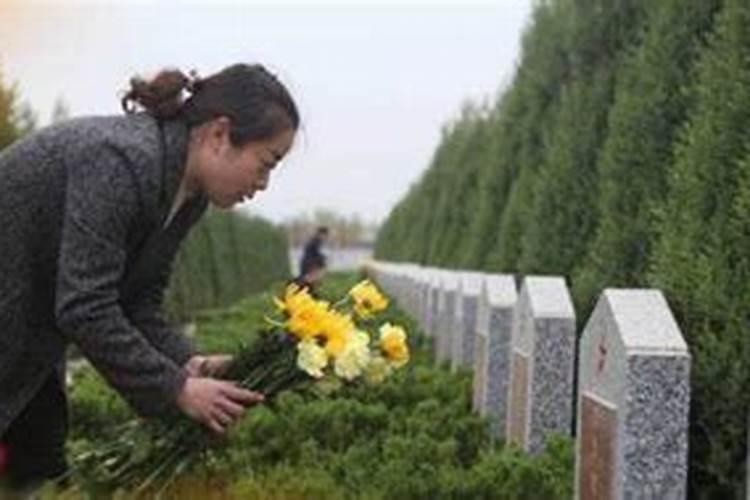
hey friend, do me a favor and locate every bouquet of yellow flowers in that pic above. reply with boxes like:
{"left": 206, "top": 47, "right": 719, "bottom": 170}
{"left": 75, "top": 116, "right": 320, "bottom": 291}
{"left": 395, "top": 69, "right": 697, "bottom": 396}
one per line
{"left": 269, "top": 279, "right": 407, "bottom": 382}
{"left": 72, "top": 279, "right": 409, "bottom": 492}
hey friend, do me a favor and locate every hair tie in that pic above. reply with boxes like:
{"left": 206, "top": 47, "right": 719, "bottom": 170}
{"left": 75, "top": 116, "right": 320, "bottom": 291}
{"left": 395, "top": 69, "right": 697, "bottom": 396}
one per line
{"left": 185, "top": 69, "right": 202, "bottom": 94}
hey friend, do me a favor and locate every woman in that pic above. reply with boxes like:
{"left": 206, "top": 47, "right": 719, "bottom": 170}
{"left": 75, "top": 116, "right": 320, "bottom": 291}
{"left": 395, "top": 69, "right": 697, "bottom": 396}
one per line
{"left": 0, "top": 63, "right": 299, "bottom": 490}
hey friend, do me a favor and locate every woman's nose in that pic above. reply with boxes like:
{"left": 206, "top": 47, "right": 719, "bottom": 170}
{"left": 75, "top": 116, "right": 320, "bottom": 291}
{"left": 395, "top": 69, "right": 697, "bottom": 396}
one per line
{"left": 261, "top": 168, "right": 274, "bottom": 189}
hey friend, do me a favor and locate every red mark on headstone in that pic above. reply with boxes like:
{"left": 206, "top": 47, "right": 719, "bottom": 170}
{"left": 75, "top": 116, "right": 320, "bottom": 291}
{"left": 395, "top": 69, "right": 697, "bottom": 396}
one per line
{"left": 596, "top": 336, "right": 608, "bottom": 375}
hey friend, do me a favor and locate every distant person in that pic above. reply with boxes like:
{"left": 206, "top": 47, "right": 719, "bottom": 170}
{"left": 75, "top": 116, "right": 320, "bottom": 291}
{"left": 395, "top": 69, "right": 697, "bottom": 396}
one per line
{"left": 299, "top": 226, "right": 329, "bottom": 277}
{"left": 0, "top": 63, "right": 300, "bottom": 492}
{"left": 290, "top": 253, "right": 326, "bottom": 297}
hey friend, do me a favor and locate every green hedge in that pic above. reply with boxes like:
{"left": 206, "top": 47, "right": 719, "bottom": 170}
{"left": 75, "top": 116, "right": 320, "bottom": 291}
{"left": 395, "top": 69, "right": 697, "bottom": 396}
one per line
{"left": 165, "top": 208, "right": 290, "bottom": 320}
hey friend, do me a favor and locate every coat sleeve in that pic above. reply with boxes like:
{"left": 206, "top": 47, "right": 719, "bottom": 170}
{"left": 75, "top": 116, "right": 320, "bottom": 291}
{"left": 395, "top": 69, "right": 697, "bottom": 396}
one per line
{"left": 123, "top": 245, "right": 196, "bottom": 367}
{"left": 55, "top": 144, "right": 187, "bottom": 418}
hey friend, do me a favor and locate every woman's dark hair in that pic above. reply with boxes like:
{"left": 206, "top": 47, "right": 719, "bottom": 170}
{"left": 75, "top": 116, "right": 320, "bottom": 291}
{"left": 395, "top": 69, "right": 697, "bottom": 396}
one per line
{"left": 121, "top": 63, "right": 300, "bottom": 145}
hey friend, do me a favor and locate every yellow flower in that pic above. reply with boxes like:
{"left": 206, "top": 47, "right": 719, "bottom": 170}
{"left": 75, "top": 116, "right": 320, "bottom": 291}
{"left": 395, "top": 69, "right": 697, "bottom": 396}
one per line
{"left": 334, "top": 330, "right": 371, "bottom": 381}
{"left": 279, "top": 284, "right": 315, "bottom": 315}
{"left": 364, "top": 354, "right": 392, "bottom": 384}
{"left": 287, "top": 300, "right": 328, "bottom": 341}
{"left": 274, "top": 283, "right": 301, "bottom": 310}
{"left": 317, "top": 310, "right": 356, "bottom": 358}
{"left": 349, "top": 280, "right": 389, "bottom": 319}
{"left": 297, "top": 339, "right": 328, "bottom": 378}
{"left": 379, "top": 323, "right": 409, "bottom": 368}
{"left": 275, "top": 284, "right": 332, "bottom": 341}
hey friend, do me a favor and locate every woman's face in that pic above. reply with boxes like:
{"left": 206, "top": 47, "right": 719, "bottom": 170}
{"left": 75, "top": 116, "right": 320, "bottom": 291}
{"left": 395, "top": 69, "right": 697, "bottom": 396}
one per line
{"left": 191, "top": 117, "right": 296, "bottom": 209}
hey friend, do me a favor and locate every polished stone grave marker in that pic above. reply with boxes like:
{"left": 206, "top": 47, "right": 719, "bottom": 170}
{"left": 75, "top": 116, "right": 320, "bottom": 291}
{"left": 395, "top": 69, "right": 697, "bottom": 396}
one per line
{"left": 472, "top": 274, "right": 517, "bottom": 438}
{"left": 451, "top": 272, "right": 484, "bottom": 371}
{"left": 575, "top": 289, "right": 690, "bottom": 500}
{"left": 506, "top": 276, "right": 576, "bottom": 454}
{"left": 435, "top": 271, "right": 459, "bottom": 365}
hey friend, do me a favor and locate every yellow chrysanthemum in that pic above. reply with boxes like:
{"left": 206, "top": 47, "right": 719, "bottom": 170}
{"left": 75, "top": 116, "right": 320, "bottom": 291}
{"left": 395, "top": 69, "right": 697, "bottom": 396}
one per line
{"left": 274, "top": 283, "right": 301, "bottom": 310}
{"left": 275, "top": 284, "right": 332, "bottom": 341}
{"left": 348, "top": 280, "right": 389, "bottom": 319}
{"left": 278, "top": 284, "right": 316, "bottom": 315}
{"left": 364, "top": 354, "right": 392, "bottom": 385}
{"left": 334, "top": 330, "right": 371, "bottom": 381}
{"left": 317, "top": 310, "right": 356, "bottom": 358}
{"left": 297, "top": 339, "right": 328, "bottom": 378}
{"left": 379, "top": 323, "right": 409, "bottom": 368}
{"left": 287, "top": 300, "right": 329, "bottom": 340}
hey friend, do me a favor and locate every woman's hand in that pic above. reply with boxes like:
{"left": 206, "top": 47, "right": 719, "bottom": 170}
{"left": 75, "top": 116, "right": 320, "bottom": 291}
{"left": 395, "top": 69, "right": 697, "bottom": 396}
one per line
{"left": 176, "top": 377, "right": 263, "bottom": 434}
{"left": 184, "top": 354, "right": 233, "bottom": 377}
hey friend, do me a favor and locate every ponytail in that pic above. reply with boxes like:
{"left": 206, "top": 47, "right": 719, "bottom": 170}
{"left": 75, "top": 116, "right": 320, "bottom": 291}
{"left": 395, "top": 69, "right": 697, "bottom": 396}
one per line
{"left": 121, "top": 69, "right": 196, "bottom": 119}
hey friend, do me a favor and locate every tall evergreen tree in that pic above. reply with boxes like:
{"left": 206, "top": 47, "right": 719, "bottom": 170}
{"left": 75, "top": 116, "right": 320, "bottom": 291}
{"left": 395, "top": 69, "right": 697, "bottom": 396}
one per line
{"left": 519, "top": 67, "right": 613, "bottom": 276}
{"left": 461, "top": 89, "right": 521, "bottom": 269}
{"left": 437, "top": 105, "right": 491, "bottom": 267}
{"left": 0, "top": 67, "right": 21, "bottom": 150}
{"left": 648, "top": 0, "right": 750, "bottom": 494}
{"left": 485, "top": 1, "right": 572, "bottom": 270}
{"left": 573, "top": 0, "right": 721, "bottom": 314}
{"left": 424, "top": 114, "right": 477, "bottom": 265}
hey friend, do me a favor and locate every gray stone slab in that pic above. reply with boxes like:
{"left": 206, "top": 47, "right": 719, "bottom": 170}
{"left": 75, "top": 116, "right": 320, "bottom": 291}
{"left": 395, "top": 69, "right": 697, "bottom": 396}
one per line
{"left": 392, "top": 264, "right": 406, "bottom": 305}
{"left": 507, "top": 276, "right": 576, "bottom": 454}
{"left": 366, "top": 261, "right": 383, "bottom": 290}
{"left": 427, "top": 271, "right": 442, "bottom": 339}
{"left": 451, "top": 272, "right": 484, "bottom": 371}
{"left": 363, "top": 259, "right": 379, "bottom": 282}
{"left": 472, "top": 274, "right": 517, "bottom": 438}
{"left": 419, "top": 269, "right": 433, "bottom": 336}
{"left": 434, "top": 271, "right": 460, "bottom": 365}
{"left": 373, "top": 261, "right": 392, "bottom": 294}
{"left": 431, "top": 269, "right": 447, "bottom": 361}
{"left": 398, "top": 264, "right": 416, "bottom": 311}
{"left": 407, "top": 265, "right": 423, "bottom": 319}
{"left": 401, "top": 265, "right": 416, "bottom": 315}
{"left": 575, "top": 289, "right": 690, "bottom": 500}
{"left": 418, "top": 267, "right": 435, "bottom": 337}
{"left": 394, "top": 266, "right": 408, "bottom": 311}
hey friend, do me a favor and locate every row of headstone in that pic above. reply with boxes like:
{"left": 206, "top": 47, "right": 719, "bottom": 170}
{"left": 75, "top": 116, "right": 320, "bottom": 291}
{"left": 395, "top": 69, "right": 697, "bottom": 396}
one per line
{"left": 364, "top": 260, "right": 692, "bottom": 499}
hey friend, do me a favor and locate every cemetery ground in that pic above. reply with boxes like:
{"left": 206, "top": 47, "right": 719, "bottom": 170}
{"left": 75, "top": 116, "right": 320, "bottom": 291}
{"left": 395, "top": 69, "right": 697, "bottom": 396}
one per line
{"left": 48, "top": 272, "right": 573, "bottom": 499}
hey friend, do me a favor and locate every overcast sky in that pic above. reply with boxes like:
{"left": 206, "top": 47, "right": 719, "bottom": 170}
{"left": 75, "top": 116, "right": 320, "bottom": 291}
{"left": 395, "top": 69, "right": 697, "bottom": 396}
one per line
{"left": 0, "top": 0, "right": 532, "bottom": 224}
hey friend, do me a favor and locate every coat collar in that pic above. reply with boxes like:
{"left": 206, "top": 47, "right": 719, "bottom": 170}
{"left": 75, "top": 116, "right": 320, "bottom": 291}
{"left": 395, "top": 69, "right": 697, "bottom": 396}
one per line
{"left": 156, "top": 117, "right": 210, "bottom": 223}
{"left": 158, "top": 118, "right": 190, "bottom": 214}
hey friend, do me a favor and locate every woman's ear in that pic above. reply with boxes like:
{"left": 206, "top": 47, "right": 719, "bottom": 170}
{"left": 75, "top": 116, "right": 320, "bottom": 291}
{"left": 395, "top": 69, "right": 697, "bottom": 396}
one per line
{"left": 208, "top": 116, "right": 233, "bottom": 152}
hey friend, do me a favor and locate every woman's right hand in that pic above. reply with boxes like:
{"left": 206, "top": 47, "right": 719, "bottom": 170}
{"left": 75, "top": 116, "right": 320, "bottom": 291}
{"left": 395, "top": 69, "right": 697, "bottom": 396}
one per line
{"left": 176, "top": 377, "right": 264, "bottom": 434}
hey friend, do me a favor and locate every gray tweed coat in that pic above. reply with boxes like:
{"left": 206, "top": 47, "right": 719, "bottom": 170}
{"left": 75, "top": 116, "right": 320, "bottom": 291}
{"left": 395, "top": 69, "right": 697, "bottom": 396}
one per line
{"left": 0, "top": 114, "right": 208, "bottom": 435}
